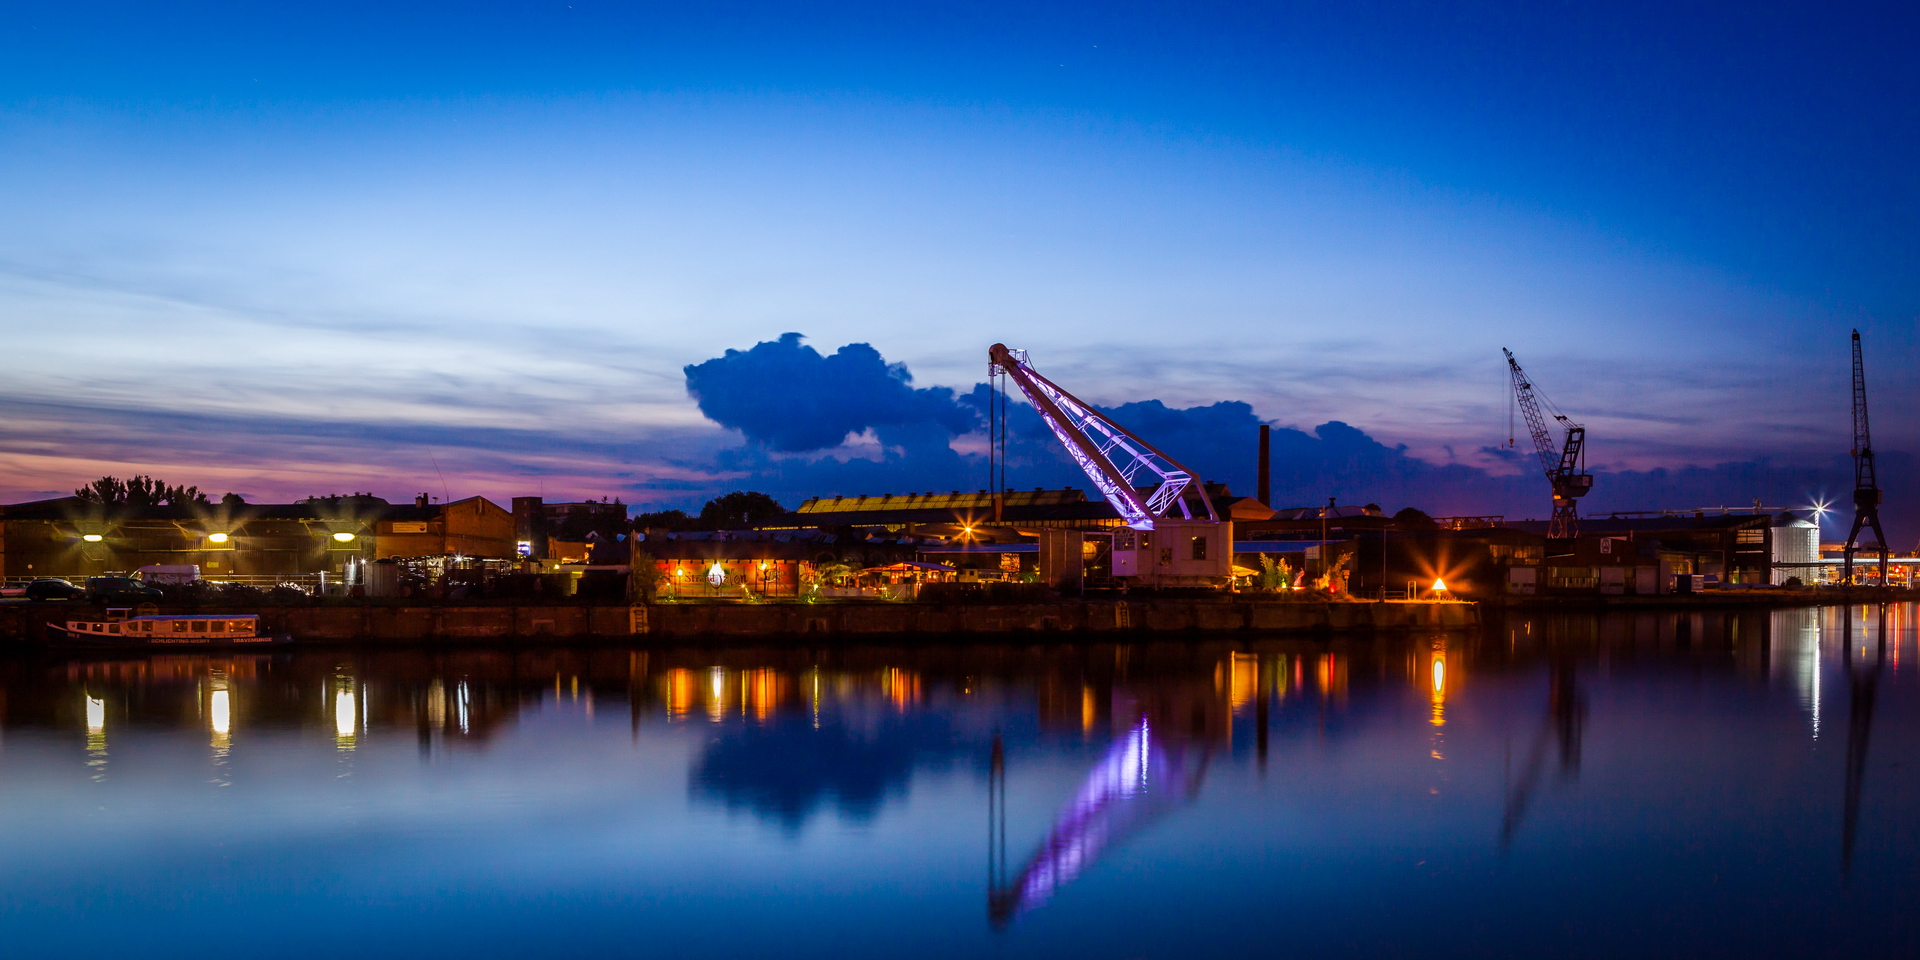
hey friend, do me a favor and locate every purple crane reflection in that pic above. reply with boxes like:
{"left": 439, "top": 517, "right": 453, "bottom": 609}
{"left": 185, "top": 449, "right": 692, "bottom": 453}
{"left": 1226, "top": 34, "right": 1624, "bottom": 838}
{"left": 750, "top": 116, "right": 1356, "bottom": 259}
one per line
{"left": 989, "top": 717, "right": 1207, "bottom": 927}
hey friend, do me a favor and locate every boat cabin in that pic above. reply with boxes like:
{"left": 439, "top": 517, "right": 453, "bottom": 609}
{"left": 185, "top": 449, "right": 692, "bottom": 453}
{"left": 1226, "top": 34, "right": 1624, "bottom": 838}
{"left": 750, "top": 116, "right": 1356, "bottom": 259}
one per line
{"left": 65, "top": 615, "right": 261, "bottom": 640}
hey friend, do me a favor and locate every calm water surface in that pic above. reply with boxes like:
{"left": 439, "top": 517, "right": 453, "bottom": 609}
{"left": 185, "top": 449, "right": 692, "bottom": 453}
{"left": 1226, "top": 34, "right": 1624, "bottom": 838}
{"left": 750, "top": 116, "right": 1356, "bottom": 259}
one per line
{"left": 2, "top": 606, "right": 1917, "bottom": 958}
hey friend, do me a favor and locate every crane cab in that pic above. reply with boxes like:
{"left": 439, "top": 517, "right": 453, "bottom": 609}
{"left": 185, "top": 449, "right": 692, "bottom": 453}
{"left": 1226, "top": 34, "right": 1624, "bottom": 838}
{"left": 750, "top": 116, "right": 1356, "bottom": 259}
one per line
{"left": 1111, "top": 520, "right": 1233, "bottom": 587}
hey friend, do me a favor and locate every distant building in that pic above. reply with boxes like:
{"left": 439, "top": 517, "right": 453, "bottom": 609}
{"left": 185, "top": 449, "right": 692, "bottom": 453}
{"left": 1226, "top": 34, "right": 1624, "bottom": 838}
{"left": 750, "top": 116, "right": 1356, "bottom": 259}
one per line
{"left": 1771, "top": 511, "right": 1820, "bottom": 584}
{"left": 1505, "top": 513, "right": 1774, "bottom": 587}
{"left": 0, "top": 494, "right": 516, "bottom": 581}
{"left": 511, "top": 497, "right": 628, "bottom": 560}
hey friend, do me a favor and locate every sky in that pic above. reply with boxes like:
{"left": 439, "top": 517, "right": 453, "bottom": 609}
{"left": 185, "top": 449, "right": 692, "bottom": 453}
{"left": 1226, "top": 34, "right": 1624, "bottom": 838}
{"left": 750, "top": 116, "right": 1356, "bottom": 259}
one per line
{"left": 2, "top": 2, "right": 1917, "bottom": 537}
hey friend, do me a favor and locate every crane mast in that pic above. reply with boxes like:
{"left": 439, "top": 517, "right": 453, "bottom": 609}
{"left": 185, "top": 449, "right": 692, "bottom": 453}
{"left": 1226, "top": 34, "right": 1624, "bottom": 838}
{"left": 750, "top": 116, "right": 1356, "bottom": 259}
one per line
{"left": 1843, "top": 329, "right": 1888, "bottom": 585}
{"left": 1504, "top": 349, "right": 1592, "bottom": 538}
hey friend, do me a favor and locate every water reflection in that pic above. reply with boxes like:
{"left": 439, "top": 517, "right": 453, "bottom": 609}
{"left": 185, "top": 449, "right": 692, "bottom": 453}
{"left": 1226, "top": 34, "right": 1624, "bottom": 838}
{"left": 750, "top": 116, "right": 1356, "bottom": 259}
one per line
{"left": 0, "top": 607, "right": 1913, "bottom": 956}
{"left": 989, "top": 716, "right": 1205, "bottom": 926}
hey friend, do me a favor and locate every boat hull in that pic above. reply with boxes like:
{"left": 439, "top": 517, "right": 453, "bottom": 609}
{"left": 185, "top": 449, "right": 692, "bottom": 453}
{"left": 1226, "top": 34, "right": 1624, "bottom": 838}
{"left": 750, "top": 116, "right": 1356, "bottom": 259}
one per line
{"left": 43, "top": 624, "right": 292, "bottom": 648}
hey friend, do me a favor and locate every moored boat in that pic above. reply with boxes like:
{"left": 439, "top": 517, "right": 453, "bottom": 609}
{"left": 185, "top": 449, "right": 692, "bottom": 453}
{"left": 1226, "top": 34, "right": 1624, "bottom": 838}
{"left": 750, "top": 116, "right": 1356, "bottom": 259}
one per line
{"left": 45, "top": 614, "right": 289, "bottom": 646}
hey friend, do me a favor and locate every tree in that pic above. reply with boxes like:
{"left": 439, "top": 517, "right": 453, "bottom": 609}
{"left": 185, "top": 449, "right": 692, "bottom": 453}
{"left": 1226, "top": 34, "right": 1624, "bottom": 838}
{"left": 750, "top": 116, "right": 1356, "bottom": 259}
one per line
{"left": 699, "top": 491, "right": 786, "bottom": 530}
{"left": 75, "top": 475, "right": 210, "bottom": 507}
{"left": 633, "top": 509, "right": 695, "bottom": 531}
{"left": 1392, "top": 506, "right": 1438, "bottom": 530}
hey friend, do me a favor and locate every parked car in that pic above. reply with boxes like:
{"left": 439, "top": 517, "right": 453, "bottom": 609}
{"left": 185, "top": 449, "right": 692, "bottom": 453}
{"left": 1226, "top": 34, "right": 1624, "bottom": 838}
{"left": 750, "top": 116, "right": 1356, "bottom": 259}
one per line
{"left": 85, "top": 576, "right": 164, "bottom": 606}
{"left": 24, "top": 578, "right": 84, "bottom": 601}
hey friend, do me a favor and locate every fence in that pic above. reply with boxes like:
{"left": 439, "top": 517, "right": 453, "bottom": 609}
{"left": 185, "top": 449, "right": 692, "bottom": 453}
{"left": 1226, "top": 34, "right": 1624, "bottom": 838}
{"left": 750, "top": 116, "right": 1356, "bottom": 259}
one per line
{"left": 2, "top": 574, "right": 328, "bottom": 593}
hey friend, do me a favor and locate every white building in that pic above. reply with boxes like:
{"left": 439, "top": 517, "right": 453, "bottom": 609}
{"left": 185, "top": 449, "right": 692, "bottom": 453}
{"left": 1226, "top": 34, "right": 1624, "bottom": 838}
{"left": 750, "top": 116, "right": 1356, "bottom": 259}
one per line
{"left": 1771, "top": 511, "right": 1819, "bottom": 584}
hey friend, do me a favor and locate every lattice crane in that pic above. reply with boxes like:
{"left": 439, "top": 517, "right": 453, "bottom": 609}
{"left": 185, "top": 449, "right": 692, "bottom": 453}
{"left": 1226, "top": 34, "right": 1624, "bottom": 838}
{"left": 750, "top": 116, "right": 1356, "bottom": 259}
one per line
{"left": 988, "top": 343, "right": 1217, "bottom": 530}
{"left": 1504, "top": 348, "right": 1593, "bottom": 538}
{"left": 1844, "top": 329, "right": 1888, "bottom": 585}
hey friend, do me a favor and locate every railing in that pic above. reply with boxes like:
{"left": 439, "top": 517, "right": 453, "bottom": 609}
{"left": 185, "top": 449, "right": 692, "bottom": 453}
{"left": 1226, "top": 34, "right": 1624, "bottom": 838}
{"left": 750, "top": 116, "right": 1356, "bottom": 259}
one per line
{"left": 2, "top": 574, "right": 328, "bottom": 592}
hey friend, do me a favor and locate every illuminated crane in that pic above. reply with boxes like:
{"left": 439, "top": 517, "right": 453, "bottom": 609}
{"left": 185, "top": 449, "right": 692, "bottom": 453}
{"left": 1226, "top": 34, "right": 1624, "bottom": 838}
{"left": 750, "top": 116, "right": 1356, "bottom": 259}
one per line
{"left": 1504, "top": 348, "right": 1593, "bottom": 538}
{"left": 1843, "top": 329, "right": 1888, "bottom": 586}
{"left": 987, "top": 343, "right": 1217, "bottom": 530}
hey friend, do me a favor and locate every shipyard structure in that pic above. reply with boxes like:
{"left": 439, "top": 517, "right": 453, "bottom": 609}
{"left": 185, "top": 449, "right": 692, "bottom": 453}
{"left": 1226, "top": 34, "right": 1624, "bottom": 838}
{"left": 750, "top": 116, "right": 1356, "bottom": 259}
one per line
{"left": 0, "top": 342, "right": 1874, "bottom": 606}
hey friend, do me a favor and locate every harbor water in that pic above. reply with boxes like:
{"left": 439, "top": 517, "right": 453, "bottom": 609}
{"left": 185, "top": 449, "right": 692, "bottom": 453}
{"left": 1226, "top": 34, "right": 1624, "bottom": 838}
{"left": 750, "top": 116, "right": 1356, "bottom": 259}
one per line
{"left": 0, "top": 605, "right": 1915, "bottom": 957}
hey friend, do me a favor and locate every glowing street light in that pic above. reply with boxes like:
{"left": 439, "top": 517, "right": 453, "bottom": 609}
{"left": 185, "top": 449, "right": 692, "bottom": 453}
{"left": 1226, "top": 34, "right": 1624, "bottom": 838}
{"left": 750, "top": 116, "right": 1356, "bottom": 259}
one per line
{"left": 208, "top": 532, "right": 230, "bottom": 544}
{"left": 81, "top": 534, "right": 104, "bottom": 543}
{"left": 1808, "top": 498, "right": 1832, "bottom": 525}
{"left": 332, "top": 532, "right": 357, "bottom": 543}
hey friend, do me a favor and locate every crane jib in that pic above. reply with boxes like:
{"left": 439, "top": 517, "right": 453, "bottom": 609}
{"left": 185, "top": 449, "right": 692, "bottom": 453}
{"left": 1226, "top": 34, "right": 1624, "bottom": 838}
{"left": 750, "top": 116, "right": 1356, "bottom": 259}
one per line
{"left": 987, "top": 343, "right": 1218, "bottom": 528}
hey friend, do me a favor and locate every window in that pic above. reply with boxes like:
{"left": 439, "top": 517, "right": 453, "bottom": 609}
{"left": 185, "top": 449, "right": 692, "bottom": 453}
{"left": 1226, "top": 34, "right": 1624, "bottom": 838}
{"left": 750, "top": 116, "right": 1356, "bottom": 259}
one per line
{"left": 191, "top": 621, "right": 207, "bottom": 632}
{"left": 1735, "top": 529, "right": 1765, "bottom": 544}
{"left": 173, "top": 621, "right": 188, "bottom": 633}
{"left": 1191, "top": 536, "right": 1208, "bottom": 561}
{"left": 1547, "top": 566, "right": 1600, "bottom": 589}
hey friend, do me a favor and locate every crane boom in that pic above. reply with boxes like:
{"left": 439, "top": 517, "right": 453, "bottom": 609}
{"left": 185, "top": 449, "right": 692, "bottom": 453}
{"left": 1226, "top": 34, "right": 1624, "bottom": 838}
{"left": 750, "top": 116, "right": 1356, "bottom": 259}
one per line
{"left": 1503, "top": 348, "right": 1592, "bottom": 538}
{"left": 988, "top": 343, "right": 1216, "bottom": 529}
{"left": 1505, "top": 348, "right": 1560, "bottom": 479}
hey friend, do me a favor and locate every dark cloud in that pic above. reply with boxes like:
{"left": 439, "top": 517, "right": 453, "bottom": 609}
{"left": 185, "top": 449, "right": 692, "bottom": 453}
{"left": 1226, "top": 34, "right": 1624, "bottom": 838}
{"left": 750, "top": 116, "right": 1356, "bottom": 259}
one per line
{"left": 684, "top": 333, "right": 981, "bottom": 452}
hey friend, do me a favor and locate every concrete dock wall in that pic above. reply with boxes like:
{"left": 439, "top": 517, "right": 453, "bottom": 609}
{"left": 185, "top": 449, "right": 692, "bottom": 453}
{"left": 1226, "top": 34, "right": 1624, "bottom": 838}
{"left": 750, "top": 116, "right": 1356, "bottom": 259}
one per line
{"left": 0, "top": 599, "right": 1477, "bottom": 644}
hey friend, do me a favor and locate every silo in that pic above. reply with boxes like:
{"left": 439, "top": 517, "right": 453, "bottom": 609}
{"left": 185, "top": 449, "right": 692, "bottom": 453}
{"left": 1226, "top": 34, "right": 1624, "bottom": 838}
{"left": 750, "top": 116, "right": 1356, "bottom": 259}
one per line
{"left": 1771, "top": 511, "right": 1819, "bottom": 584}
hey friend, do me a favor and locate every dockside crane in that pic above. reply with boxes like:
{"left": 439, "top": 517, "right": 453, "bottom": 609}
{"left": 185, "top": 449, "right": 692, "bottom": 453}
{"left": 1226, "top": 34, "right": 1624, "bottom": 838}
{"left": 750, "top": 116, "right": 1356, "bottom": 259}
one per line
{"left": 1504, "top": 349, "right": 1593, "bottom": 538}
{"left": 1843, "top": 329, "right": 1888, "bottom": 586}
{"left": 987, "top": 343, "right": 1229, "bottom": 586}
{"left": 988, "top": 343, "right": 1217, "bottom": 528}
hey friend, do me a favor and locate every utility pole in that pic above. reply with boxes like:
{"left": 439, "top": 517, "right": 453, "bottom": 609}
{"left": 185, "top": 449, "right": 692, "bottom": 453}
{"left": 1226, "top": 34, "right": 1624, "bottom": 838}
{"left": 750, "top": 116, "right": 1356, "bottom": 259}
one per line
{"left": 1321, "top": 496, "right": 1334, "bottom": 580}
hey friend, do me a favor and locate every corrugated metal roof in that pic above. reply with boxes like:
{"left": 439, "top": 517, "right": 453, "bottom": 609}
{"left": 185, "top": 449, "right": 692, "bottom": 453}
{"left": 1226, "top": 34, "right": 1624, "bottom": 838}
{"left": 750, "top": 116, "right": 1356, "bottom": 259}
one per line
{"left": 795, "top": 488, "right": 1087, "bottom": 514}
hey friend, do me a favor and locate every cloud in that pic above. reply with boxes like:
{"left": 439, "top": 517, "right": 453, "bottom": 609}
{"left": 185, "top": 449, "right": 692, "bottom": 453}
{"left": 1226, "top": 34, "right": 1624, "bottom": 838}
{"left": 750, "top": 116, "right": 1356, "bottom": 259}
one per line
{"left": 684, "top": 333, "right": 981, "bottom": 452}
{"left": 674, "top": 338, "right": 1908, "bottom": 544}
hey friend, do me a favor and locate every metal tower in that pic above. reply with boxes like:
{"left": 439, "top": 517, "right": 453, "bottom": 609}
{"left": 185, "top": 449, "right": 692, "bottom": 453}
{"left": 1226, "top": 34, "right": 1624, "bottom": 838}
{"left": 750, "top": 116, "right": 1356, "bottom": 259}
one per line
{"left": 1504, "top": 349, "right": 1593, "bottom": 538}
{"left": 987, "top": 343, "right": 1217, "bottom": 530}
{"left": 1843, "top": 330, "right": 1889, "bottom": 586}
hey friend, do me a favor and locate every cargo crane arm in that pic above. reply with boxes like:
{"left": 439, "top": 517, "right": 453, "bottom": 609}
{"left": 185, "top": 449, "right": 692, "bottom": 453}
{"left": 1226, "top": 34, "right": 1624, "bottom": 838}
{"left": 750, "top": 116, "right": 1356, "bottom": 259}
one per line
{"left": 1851, "top": 330, "right": 1879, "bottom": 494}
{"left": 1504, "top": 348, "right": 1563, "bottom": 479}
{"left": 988, "top": 343, "right": 1217, "bottom": 530}
{"left": 1504, "top": 348, "right": 1592, "bottom": 538}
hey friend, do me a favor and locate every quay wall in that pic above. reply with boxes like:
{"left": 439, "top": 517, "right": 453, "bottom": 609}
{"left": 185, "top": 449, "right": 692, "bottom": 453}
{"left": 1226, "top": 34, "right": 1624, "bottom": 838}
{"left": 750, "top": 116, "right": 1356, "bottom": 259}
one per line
{"left": 0, "top": 599, "right": 1477, "bottom": 644}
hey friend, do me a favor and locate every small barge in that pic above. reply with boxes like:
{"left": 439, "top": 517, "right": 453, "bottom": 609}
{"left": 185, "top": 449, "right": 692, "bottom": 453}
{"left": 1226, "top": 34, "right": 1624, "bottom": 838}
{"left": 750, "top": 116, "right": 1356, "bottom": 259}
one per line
{"left": 47, "top": 614, "right": 288, "bottom": 647}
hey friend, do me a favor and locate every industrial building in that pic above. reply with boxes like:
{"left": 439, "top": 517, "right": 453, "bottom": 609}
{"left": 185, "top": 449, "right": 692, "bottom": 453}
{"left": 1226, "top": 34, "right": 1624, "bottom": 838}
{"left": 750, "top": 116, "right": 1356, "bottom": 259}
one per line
{"left": 0, "top": 494, "right": 517, "bottom": 583}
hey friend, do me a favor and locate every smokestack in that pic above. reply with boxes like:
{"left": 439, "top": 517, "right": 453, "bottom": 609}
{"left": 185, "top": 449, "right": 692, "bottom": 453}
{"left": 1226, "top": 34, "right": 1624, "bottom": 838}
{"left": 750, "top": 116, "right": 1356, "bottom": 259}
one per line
{"left": 1257, "top": 424, "right": 1271, "bottom": 507}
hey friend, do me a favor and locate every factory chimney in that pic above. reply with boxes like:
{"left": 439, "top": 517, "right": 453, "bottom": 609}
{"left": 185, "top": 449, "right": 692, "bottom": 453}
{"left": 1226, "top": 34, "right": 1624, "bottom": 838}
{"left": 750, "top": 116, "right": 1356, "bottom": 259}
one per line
{"left": 1257, "top": 424, "right": 1271, "bottom": 507}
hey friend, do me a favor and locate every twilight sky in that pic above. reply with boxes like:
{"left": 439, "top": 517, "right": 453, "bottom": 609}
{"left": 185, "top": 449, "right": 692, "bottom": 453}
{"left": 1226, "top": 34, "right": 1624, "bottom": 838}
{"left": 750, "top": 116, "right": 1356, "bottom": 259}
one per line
{"left": 2, "top": 2, "right": 1916, "bottom": 534}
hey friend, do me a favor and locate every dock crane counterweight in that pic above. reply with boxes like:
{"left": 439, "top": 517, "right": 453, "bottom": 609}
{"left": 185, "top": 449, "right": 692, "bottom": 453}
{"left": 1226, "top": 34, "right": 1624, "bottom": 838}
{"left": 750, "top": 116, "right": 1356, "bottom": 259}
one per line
{"left": 1843, "top": 329, "right": 1889, "bottom": 586}
{"left": 1504, "top": 349, "right": 1593, "bottom": 538}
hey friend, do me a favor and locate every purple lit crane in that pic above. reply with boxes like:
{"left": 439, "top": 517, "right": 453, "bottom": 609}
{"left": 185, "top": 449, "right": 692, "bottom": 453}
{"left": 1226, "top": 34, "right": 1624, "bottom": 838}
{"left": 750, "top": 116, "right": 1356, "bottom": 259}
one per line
{"left": 987, "top": 717, "right": 1205, "bottom": 927}
{"left": 987, "top": 343, "right": 1218, "bottom": 530}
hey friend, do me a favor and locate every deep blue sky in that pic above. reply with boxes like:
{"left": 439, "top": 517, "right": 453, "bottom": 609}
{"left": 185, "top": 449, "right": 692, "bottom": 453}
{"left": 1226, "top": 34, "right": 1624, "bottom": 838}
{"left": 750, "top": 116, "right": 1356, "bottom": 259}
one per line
{"left": 1, "top": 2, "right": 1915, "bottom": 529}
